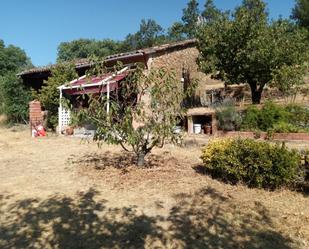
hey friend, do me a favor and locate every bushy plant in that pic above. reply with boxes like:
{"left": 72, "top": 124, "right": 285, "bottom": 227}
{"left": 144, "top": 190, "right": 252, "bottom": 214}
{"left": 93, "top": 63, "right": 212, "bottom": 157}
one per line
{"left": 215, "top": 103, "right": 242, "bottom": 131}
{"left": 201, "top": 138, "right": 303, "bottom": 189}
{"left": 240, "top": 102, "right": 309, "bottom": 133}
{"left": 258, "top": 101, "right": 290, "bottom": 131}
{"left": 0, "top": 73, "right": 31, "bottom": 124}
{"left": 241, "top": 105, "right": 260, "bottom": 131}
{"left": 285, "top": 104, "right": 309, "bottom": 129}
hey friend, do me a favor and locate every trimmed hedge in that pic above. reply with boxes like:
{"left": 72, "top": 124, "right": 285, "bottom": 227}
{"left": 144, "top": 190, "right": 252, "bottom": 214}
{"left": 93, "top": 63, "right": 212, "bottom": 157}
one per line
{"left": 201, "top": 138, "right": 303, "bottom": 189}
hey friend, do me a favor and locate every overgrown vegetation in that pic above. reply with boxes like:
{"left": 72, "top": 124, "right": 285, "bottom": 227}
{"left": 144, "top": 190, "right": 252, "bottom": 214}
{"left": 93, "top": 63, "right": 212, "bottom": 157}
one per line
{"left": 0, "top": 73, "right": 31, "bottom": 124}
{"left": 241, "top": 102, "right": 309, "bottom": 133}
{"left": 0, "top": 39, "right": 32, "bottom": 124}
{"left": 201, "top": 138, "right": 304, "bottom": 189}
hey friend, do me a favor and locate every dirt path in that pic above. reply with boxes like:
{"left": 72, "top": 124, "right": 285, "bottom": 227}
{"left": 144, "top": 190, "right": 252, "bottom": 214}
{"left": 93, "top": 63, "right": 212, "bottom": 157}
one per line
{"left": 0, "top": 127, "right": 308, "bottom": 248}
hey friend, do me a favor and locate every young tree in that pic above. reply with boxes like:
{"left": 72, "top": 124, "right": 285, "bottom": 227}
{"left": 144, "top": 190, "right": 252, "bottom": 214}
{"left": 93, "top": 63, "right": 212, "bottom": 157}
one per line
{"left": 36, "top": 63, "right": 78, "bottom": 129}
{"left": 79, "top": 65, "right": 194, "bottom": 167}
{"left": 291, "top": 0, "right": 309, "bottom": 29}
{"left": 182, "top": 0, "right": 200, "bottom": 38}
{"left": 197, "top": 0, "right": 309, "bottom": 104}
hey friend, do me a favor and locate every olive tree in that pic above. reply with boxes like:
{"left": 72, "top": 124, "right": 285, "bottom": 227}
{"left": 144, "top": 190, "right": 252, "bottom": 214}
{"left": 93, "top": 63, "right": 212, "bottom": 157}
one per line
{"left": 79, "top": 65, "right": 195, "bottom": 166}
{"left": 197, "top": 0, "right": 309, "bottom": 104}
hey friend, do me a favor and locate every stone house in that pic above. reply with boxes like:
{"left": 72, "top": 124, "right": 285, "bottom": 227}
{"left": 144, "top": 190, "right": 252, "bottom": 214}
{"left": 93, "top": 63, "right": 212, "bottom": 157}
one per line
{"left": 20, "top": 39, "right": 248, "bottom": 135}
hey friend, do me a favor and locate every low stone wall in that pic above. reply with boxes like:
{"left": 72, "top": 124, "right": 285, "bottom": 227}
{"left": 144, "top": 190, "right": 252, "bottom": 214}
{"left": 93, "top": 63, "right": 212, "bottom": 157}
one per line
{"left": 217, "top": 131, "right": 309, "bottom": 141}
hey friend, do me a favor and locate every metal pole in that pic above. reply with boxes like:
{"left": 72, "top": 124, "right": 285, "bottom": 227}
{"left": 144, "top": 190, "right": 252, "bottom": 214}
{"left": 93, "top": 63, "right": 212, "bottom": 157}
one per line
{"left": 107, "top": 81, "right": 110, "bottom": 113}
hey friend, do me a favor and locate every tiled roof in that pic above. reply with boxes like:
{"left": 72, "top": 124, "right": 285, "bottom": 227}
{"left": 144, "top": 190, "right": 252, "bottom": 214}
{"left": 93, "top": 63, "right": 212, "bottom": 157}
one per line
{"left": 18, "top": 39, "right": 196, "bottom": 77}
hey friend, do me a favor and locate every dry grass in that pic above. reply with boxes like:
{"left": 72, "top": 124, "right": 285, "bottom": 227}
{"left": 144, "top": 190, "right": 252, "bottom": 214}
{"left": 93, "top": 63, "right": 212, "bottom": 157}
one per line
{"left": 0, "top": 127, "right": 308, "bottom": 249}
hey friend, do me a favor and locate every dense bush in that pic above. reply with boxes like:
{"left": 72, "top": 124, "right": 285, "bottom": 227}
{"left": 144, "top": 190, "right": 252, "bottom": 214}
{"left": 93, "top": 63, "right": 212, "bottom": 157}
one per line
{"left": 241, "top": 102, "right": 309, "bottom": 133}
{"left": 0, "top": 73, "right": 31, "bottom": 123}
{"left": 201, "top": 138, "right": 303, "bottom": 189}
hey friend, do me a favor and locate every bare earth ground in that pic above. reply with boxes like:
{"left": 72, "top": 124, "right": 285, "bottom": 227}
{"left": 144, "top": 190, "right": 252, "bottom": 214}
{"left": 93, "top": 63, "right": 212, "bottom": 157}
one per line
{"left": 0, "top": 126, "right": 308, "bottom": 249}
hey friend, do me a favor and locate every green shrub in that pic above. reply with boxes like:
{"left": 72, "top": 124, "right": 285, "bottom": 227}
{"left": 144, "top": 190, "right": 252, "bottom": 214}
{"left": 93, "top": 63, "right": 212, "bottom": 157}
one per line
{"left": 241, "top": 102, "right": 308, "bottom": 133}
{"left": 201, "top": 138, "right": 302, "bottom": 189}
{"left": 241, "top": 105, "right": 260, "bottom": 131}
{"left": 257, "top": 101, "right": 290, "bottom": 131}
{"left": 215, "top": 103, "right": 242, "bottom": 131}
{"left": 269, "top": 121, "right": 304, "bottom": 134}
{"left": 285, "top": 104, "right": 309, "bottom": 129}
{"left": 0, "top": 73, "right": 31, "bottom": 124}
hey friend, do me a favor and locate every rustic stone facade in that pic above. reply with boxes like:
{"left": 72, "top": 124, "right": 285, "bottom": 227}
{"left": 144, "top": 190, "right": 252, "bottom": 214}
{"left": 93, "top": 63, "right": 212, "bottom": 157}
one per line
{"left": 148, "top": 46, "right": 224, "bottom": 92}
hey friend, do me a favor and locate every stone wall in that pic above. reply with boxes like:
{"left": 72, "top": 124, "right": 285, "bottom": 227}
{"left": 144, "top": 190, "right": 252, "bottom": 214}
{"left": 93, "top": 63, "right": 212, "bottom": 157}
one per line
{"left": 148, "top": 46, "right": 225, "bottom": 94}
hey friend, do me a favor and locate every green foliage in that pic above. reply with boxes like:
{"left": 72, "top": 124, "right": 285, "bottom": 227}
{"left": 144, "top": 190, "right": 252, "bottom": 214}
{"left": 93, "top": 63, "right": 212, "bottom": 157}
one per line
{"left": 0, "top": 39, "right": 32, "bottom": 123}
{"left": 291, "top": 0, "right": 309, "bottom": 29}
{"left": 241, "top": 102, "right": 309, "bottom": 133}
{"left": 0, "top": 40, "right": 32, "bottom": 77}
{"left": 240, "top": 105, "right": 260, "bottom": 131}
{"left": 197, "top": 0, "right": 309, "bottom": 104}
{"left": 257, "top": 102, "right": 290, "bottom": 131}
{"left": 181, "top": 0, "right": 200, "bottom": 38}
{"left": 36, "top": 63, "right": 78, "bottom": 129}
{"left": 215, "top": 102, "right": 242, "bottom": 131}
{"left": 57, "top": 39, "right": 123, "bottom": 62}
{"left": 202, "top": 0, "right": 223, "bottom": 24}
{"left": 122, "top": 19, "right": 166, "bottom": 50}
{"left": 201, "top": 138, "right": 303, "bottom": 189}
{"left": 285, "top": 104, "right": 309, "bottom": 129}
{"left": 0, "top": 73, "right": 31, "bottom": 123}
{"left": 79, "top": 65, "right": 194, "bottom": 166}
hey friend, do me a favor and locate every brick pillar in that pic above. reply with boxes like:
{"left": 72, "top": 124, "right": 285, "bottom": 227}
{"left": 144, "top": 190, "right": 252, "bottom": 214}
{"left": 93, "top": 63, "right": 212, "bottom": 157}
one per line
{"left": 29, "top": 100, "right": 43, "bottom": 129}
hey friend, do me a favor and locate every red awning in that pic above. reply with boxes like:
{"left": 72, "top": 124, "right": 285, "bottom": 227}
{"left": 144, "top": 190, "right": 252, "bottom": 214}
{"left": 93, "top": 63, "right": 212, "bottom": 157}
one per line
{"left": 62, "top": 73, "right": 127, "bottom": 95}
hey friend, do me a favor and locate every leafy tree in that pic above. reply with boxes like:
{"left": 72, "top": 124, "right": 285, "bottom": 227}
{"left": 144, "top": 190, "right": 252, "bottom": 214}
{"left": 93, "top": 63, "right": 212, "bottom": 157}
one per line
{"left": 197, "top": 0, "right": 309, "bottom": 104}
{"left": 57, "top": 39, "right": 122, "bottom": 62}
{"left": 0, "top": 39, "right": 32, "bottom": 122}
{"left": 79, "top": 65, "right": 194, "bottom": 166}
{"left": 202, "top": 0, "right": 222, "bottom": 23}
{"left": 36, "top": 63, "right": 78, "bottom": 129}
{"left": 122, "top": 19, "right": 166, "bottom": 50}
{"left": 0, "top": 73, "right": 31, "bottom": 123}
{"left": 0, "top": 40, "right": 32, "bottom": 77}
{"left": 291, "top": 0, "right": 309, "bottom": 29}
{"left": 182, "top": 0, "right": 200, "bottom": 38}
{"left": 167, "top": 22, "right": 186, "bottom": 41}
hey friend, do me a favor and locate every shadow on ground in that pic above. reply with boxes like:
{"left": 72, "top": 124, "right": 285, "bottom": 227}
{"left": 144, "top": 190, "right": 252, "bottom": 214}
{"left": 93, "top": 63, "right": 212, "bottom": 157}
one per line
{"left": 0, "top": 187, "right": 294, "bottom": 249}
{"left": 69, "top": 151, "right": 174, "bottom": 173}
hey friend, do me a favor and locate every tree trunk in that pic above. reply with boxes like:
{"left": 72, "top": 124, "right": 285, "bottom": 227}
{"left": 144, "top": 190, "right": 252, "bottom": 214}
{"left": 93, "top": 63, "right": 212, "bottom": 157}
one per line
{"left": 250, "top": 84, "right": 263, "bottom": 104}
{"left": 137, "top": 151, "right": 146, "bottom": 167}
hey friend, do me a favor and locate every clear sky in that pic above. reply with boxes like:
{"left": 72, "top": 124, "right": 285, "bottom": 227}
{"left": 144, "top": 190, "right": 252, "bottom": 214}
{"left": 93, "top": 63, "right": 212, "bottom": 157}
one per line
{"left": 0, "top": 0, "right": 295, "bottom": 66}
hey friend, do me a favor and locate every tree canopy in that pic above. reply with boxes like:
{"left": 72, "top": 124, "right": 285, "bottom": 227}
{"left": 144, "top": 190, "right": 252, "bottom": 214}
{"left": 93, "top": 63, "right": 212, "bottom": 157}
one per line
{"left": 0, "top": 39, "right": 33, "bottom": 123}
{"left": 291, "top": 0, "right": 309, "bottom": 29}
{"left": 197, "top": 0, "right": 309, "bottom": 104}
{"left": 57, "top": 39, "right": 123, "bottom": 63}
{"left": 0, "top": 40, "right": 32, "bottom": 77}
